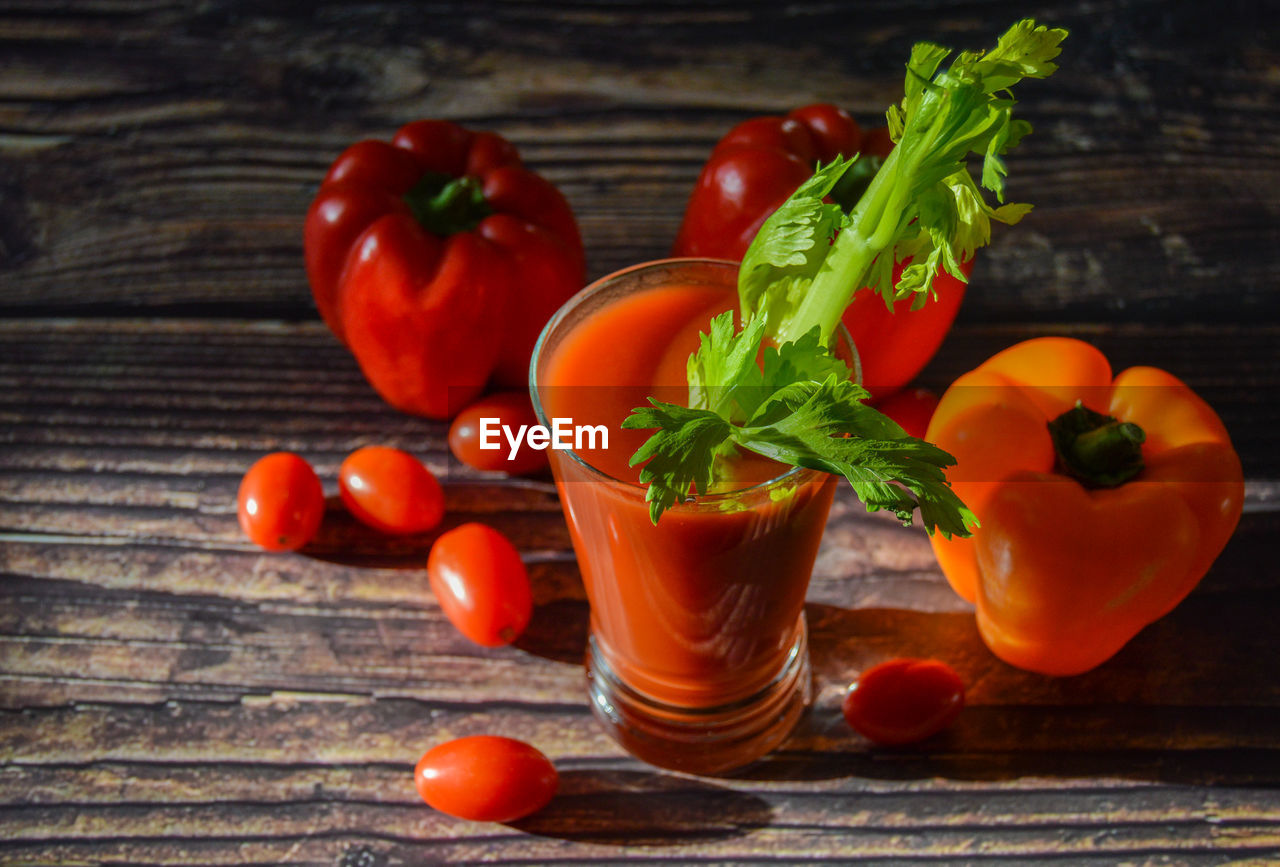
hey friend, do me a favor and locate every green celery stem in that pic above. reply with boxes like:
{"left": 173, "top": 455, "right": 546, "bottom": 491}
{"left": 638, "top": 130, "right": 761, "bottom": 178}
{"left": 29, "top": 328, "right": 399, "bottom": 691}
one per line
{"left": 773, "top": 139, "right": 932, "bottom": 347}
{"left": 775, "top": 149, "right": 903, "bottom": 346}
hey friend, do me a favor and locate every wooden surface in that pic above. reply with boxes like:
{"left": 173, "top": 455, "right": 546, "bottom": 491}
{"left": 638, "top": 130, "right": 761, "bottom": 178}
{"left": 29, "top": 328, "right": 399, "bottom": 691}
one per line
{"left": 2, "top": 1, "right": 1278, "bottom": 864}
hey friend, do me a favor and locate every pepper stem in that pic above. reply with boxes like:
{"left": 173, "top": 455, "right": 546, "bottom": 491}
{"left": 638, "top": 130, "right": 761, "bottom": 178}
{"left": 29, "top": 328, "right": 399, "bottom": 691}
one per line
{"left": 403, "top": 172, "right": 492, "bottom": 236}
{"left": 1048, "top": 401, "right": 1146, "bottom": 487}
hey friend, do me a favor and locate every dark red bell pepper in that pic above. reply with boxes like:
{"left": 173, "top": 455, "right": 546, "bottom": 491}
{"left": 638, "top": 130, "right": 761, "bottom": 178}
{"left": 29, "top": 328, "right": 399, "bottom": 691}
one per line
{"left": 671, "top": 103, "right": 967, "bottom": 401}
{"left": 305, "top": 120, "right": 584, "bottom": 418}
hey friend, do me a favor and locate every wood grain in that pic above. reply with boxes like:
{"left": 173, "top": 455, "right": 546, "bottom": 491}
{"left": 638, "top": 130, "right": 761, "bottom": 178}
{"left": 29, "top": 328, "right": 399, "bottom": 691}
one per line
{"left": 5, "top": 318, "right": 1279, "bottom": 479}
{"left": 1, "top": 1, "right": 1277, "bottom": 322}
{"left": 3, "top": 1, "right": 1279, "bottom": 863}
{"left": 3, "top": 316, "right": 1279, "bottom": 862}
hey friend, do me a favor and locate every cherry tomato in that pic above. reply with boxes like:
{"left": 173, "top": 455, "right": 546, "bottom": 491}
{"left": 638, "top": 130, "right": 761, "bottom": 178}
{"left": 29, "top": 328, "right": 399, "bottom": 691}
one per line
{"left": 237, "top": 452, "right": 325, "bottom": 551}
{"left": 874, "top": 387, "right": 940, "bottom": 440}
{"left": 842, "top": 658, "right": 965, "bottom": 746}
{"left": 448, "top": 392, "right": 548, "bottom": 475}
{"left": 338, "top": 446, "right": 445, "bottom": 535}
{"left": 414, "top": 735, "right": 558, "bottom": 823}
{"left": 427, "top": 522, "right": 532, "bottom": 646}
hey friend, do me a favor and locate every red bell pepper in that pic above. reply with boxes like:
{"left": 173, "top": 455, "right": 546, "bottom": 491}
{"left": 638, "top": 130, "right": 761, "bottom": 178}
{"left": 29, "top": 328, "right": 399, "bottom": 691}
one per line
{"left": 671, "top": 103, "right": 967, "bottom": 400}
{"left": 305, "top": 120, "right": 584, "bottom": 418}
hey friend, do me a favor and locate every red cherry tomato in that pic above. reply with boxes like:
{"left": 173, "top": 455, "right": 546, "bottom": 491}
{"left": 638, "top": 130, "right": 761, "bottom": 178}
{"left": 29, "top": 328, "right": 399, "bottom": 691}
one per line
{"left": 448, "top": 392, "right": 549, "bottom": 475}
{"left": 237, "top": 452, "right": 325, "bottom": 551}
{"left": 427, "top": 523, "right": 532, "bottom": 646}
{"left": 842, "top": 658, "right": 965, "bottom": 746}
{"left": 414, "top": 735, "right": 558, "bottom": 823}
{"left": 874, "top": 387, "right": 940, "bottom": 440}
{"left": 338, "top": 446, "right": 445, "bottom": 535}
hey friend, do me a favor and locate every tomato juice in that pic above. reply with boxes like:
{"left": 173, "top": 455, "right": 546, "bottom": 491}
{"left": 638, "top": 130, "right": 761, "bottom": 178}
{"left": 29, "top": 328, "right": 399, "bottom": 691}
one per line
{"left": 531, "top": 259, "right": 842, "bottom": 772}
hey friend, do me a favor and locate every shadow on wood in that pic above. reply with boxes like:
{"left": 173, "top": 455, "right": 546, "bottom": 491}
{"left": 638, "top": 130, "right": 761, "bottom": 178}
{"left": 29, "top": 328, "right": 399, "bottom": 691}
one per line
{"left": 514, "top": 768, "right": 772, "bottom": 845}
{"left": 514, "top": 597, "right": 591, "bottom": 666}
{"left": 723, "top": 596, "right": 1280, "bottom": 786}
{"left": 299, "top": 494, "right": 569, "bottom": 568}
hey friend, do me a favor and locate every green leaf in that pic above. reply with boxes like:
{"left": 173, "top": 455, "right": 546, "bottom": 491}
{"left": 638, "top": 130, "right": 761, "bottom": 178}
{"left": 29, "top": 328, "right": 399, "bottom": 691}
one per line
{"left": 738, "top": 158, "right": 853, "bottom": 330}
{"left": 686, "top": 312, "right": 764, "bottom": 421}
{"left": 901, "top": 42, "right": 953, "bottom": 121}
{"left": 968, "top": 18, "right": 1068, "bottom": 91}
{"left": 625, "top": 18, "right": 1066, "bottom": 529}
{"left": 621, "top": 400, "right": 733, "bottom": 523}
{"left": 771, "top": 18, "right": 1067, "bottom": 341}
{"left": 752, "top": 326, "right": 854, "bottom": 416}
{"left": 735, "top": 376, "right": 976, "bottom": 538}
{"left": 625, "top": 375, "right": 976, "bottom": 536}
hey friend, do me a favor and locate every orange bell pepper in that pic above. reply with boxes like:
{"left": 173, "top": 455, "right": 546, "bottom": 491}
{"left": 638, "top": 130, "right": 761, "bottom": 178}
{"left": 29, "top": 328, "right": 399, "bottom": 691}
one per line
{"left": 927, "top": 337, "right": 1244, "bottom": 676}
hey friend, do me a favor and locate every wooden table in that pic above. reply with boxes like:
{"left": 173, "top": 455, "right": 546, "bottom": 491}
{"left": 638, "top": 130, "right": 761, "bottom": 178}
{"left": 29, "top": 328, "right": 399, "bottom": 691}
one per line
{"left": 3, "top": 2, "right": 1278, "bottom": 863}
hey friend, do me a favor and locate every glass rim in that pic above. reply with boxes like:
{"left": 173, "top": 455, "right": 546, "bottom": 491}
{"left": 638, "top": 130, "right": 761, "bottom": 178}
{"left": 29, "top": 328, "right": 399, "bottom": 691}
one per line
{"left": 528, "top": 257, "right": 855, "bottom": 503}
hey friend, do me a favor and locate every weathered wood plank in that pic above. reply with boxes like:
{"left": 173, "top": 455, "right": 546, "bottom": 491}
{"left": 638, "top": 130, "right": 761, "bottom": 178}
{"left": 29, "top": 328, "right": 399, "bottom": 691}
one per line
{"left": 1, "top": 2, "right": 1278, "bottom": 861}
{"left": 0, "top": 2, "right": 1277, "bottom": 320}
{"left": 2, "top": 762, "right": 1278, "bottom": 867}
{"left": 1, "top": 511, "right": 1276, "bottom": 724}
{"left": 0, "top": 805, "right": 1276, "bottom": 865}
{"left": 2, "top": 319, "right": 1278, "bottom": 477}
{"left": 0, "top": 491, "right": 1272, "bottom": 610}
{"left": 0, "top": 831, "right": 1275, "bottom": 867}
{"left": 0, "top": 700, "right": 1278, "bottom": 861}
{"left": 6, "top": 759, "right": 1277, "bottom": 812}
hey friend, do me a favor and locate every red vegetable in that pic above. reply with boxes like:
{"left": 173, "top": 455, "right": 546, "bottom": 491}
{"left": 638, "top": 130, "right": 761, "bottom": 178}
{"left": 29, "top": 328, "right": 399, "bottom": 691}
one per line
{"left": 842, "top": 259, "right": 969, "bottom": 401}
{"left": 671, "top": 102, "right": 969, "bottom": 400}
{"left": 873, "top": 387, "right": 940, "bottom": 441}
{"left": 927, "top": 337, "right": 1245, "bottom": 675}
{"left": 236, "top": 452, "right": 325, "bottom": 551}
{"left": 427, "top": 523, "right": 532, "bottom": 646}
{"left": 842, "top": 658, "right": 965, "bottom": 746}
{"left": 305, "top": 120, "right": 585, "bottom": 418}
{"left": 674, "top": 104, "right": 869, "bottom": 257}
{"left": 448, "top": 392, "right": 549, "bottom": 475}
{"left": 338, "top": 446, "right": 444, "bottom": 535}
{"left": 414, "top": 735, "right": 558, "bottom": 823}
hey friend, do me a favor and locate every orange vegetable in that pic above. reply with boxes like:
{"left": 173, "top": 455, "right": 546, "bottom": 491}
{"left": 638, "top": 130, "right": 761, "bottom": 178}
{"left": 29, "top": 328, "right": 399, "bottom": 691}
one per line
{"left": 927, "top": 337, "right": 1244, "bottom": 675}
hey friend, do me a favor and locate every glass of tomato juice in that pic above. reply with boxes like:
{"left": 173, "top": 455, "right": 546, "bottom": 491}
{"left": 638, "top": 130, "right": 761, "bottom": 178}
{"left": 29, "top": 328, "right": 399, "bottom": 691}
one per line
{"left": 530, "top": 259, "right": 855, "bottom": 774}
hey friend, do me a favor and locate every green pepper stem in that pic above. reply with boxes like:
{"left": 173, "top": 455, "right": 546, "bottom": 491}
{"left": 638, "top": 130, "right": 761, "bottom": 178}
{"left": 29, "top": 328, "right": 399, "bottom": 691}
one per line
{"left": 403, "top": 172, "right": 492, "bottom": 236}
{"left": 1070, "top": 420, "right": 1144, "bottom": 467}
{"left": 1048, "top": 402, "right": 1146, "bottom": 488}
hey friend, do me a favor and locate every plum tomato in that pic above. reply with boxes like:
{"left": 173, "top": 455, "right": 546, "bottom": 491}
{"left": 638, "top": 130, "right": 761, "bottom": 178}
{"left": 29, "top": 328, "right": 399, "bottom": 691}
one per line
{"left": 339, "top": 446, "right": 445, "bottom": 535}
{"left": 237, "top": 452, "right": 325, "bottom": 551}
{"left": 874, "top": 387, "right": 940, "bottom": 441}
{"left": 414, "top": 735, "right": 558, "bottom": 823}
{"left": 427, "top": 522, "right": 532, "bottom": 646}
{"left": 448, "top": 391, "right": 548, "bottom": 475}
{"left": 842, "top": 658, "right": 965, "bottom": 746}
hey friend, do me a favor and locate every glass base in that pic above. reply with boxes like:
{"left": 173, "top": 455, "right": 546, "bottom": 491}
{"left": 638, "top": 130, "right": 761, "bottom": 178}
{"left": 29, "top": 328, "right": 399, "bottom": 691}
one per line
{"left": 585, "top": 618, "right": 813, "bottom": 775}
